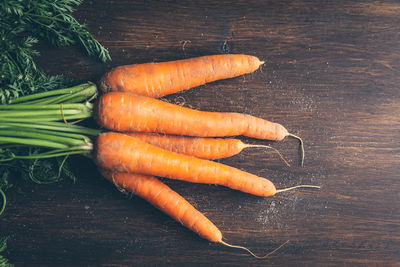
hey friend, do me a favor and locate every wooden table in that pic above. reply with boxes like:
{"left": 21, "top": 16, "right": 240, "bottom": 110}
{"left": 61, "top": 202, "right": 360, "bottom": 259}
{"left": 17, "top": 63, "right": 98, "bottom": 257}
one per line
{"left": 1, "top": 0, "right": 399, "bottom": 266}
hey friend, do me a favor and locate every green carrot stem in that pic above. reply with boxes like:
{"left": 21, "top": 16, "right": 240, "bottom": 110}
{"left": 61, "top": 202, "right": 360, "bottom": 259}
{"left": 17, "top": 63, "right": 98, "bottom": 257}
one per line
{"left": 32, "top": 147, "right": 91, "bottom": 156}
{"left": 13, "top": 127, "right": 92, "bottom": 142}
{"left": 5, "top": 150, "right": 91, "bottom": 160}
{"left": 0, "top": 150, "right": 91, "bottom": 162}
{"left": 62, "top": 96, "right": 92, "bottom": 104}
{"left": 52, "top": 94, "right": 94, "bottom": 105}
{"left": 0, "top": 136, "right": 70, "bottom": 149}
{"left": 12, "top": 98, "right": 52, "bottom": 105}
{"left": 38, "top": 94, "right": 81, "bottom": 106}
{"left": 0, "top": 109, "right": 83, "bottom": 117}
{"left": 0, "top": 122, "right": 101, "bottom": 136}
{"left": 0, "top": 130, "right": 87, "bottom": 146}
{"left": 41, "top": 84, "right": 98, "bottom": 105}
{"left": 0, "top": 112, "right": 93, "bottom": 122}
{"left": 0, "top": 103, "right": 90, "bottom": 110}
{"left": 8, "top": 83, "right": 92, "bottom": 104}
{"left": 0, "top": 189, "right": 6, "bottom": 215}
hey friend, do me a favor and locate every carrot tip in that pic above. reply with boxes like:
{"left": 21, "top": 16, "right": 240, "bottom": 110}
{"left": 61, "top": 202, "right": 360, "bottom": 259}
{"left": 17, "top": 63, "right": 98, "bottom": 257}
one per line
{"left": 287, "top": 133, "right": 305, "bottom": 167}
{"left": 219, "top": 239, "right": 289, "bottom": 259}
{"left": 244, "top": 144, "right": 290, "bottom": 167}
{"left": 276, "top": 185, "right": 320, "bottom": 194}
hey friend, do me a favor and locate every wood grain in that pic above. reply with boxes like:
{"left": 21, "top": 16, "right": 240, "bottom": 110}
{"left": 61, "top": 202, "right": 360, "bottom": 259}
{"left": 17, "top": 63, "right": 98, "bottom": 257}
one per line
{"left": 1, "top": 0, "right": 400, "bottom": 266}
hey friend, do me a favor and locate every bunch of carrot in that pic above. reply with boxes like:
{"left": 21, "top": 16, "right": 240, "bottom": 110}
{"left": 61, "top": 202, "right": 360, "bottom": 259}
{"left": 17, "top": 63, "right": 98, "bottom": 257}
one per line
{"left": 0, "top": 54, "right": 318, "bottom": 257}
{"left": 92, "top": 54, "right": 319, "bottom": 257}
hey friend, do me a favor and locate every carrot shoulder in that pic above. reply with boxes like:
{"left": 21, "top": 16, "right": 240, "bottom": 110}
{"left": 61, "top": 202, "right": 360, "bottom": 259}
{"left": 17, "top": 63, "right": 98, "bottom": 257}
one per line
{"left": 96, "top": 92, "right": 288, "bottom": 141}
{"left": 99, "top": 54, "right": 264, "bottom": 97}
{"left": 101, "top": 170, "right": 222, "bottom": 242}
{"left": 95, "top": 132, "right": 277, "bottom": 197}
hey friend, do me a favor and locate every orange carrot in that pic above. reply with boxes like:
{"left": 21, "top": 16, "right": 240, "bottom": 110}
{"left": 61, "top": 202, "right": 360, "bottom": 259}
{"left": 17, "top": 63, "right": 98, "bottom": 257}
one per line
{"left": 99, "top": 54, "right": 264, "bottom": 98}
{"left": 95, "top": 132, "right": 276, "bottom": 197}
{"left": 96, "top": 92, "right": 304, "bottom": 165}
{"left": 126, "top": 132, "right": 290, "bottom": 166}
{"left": 101, "top": 170, "right": 290, "bottom": 258}
{"left": 95, "top": 132, "right": 318, "bottom": 197}
{"left": 101, "top": 170, "right": 222, "bottom": 242}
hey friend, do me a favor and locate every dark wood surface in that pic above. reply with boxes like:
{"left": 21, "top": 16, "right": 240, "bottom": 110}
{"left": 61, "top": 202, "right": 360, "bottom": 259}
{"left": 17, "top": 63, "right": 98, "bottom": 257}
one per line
{"left": 1, "top": 0, "right": 400, "bottom": 266}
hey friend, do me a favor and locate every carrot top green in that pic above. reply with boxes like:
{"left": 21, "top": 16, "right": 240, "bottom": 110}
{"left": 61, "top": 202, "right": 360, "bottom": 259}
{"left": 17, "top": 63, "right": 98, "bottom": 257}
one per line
{"left": 0, "top": 82, "right": 100, "bottom": 161}
{"left": 0, "top": 82, "right": 103, "bottom": 206}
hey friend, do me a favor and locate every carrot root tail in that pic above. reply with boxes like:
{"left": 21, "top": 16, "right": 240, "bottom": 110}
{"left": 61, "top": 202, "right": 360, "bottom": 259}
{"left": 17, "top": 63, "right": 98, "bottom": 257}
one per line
{"left": 244, "top": 144, "right": 290, "bottom": 167}
{"left": 219, "top": 239, "right": 289, "bottom": 259}
{"left": 276, "top": 185, "right": 320, "bottom": 194}
{"left": 287, "top": 133, "right": 304, "bottom": 167}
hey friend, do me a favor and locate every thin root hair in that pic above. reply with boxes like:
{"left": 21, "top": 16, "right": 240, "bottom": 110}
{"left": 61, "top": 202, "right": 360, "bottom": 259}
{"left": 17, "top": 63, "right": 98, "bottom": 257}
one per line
{"left": 219, "top": 239, "right": 289, "bottom": 259}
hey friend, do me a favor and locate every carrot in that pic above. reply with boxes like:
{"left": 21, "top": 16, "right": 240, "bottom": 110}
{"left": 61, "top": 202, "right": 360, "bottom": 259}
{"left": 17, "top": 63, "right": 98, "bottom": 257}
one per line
{"left": 101, "top": 170, "right": 223, "bottom": 242}
{"left": 95, "top": 132, "right": 276, "bottom": 197}
{"left": 101, "top": 170, "right": 289, "bottom": 258}
{"left": 99, "top": 54, "right": 264, "bottom": 98}
{"left": 94, "top": 132, "right": 318, "bottom": 197}
{"left": 96, "top": 92, "right": 305, "bottom": 165}
{"left": 126, "top": 132, "right": 290, "bottom": 166}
